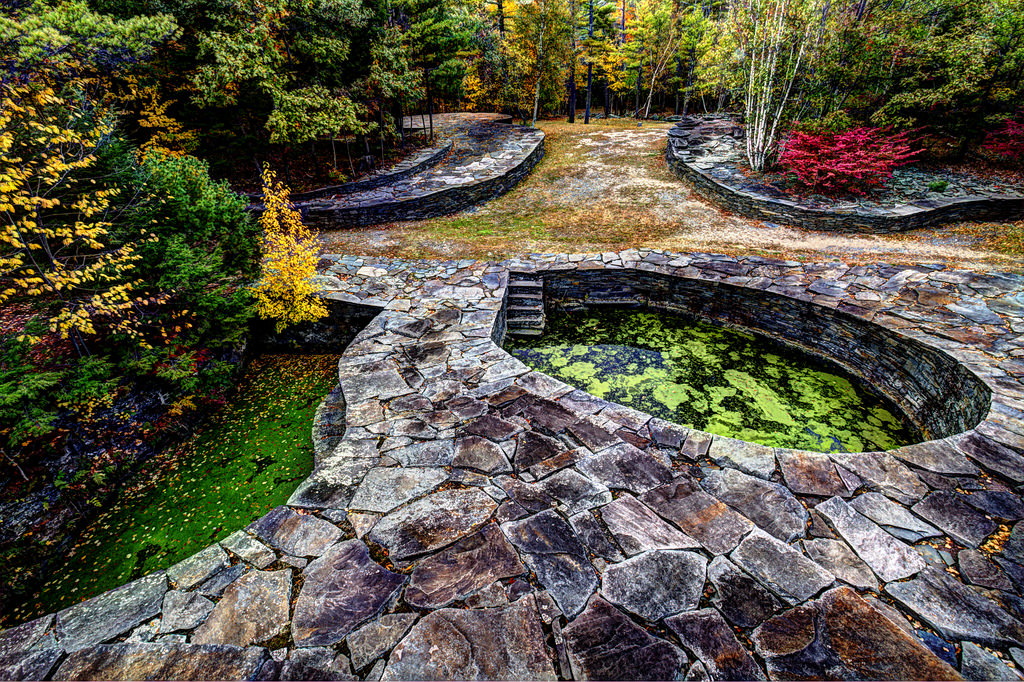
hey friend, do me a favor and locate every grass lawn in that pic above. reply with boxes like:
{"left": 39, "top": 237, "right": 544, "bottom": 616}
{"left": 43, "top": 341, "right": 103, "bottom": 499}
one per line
{"left": 319, "top": 117, "right": 1024, "bottom": 270}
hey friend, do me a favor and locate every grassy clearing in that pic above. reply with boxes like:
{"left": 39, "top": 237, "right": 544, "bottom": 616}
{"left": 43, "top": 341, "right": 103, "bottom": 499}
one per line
{"left": 319, "top": 117, "right": 1024, "bottom": 270}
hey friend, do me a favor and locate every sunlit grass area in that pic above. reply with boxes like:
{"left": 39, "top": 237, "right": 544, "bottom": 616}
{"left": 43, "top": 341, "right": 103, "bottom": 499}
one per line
{"left": 320, "top": 118, "right": 1024, "bottom": 272}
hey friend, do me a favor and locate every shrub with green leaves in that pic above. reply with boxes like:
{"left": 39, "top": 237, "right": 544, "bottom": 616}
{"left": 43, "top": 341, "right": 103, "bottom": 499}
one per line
{"left": 2, "top": 144, "right": 261, "bottom": 482}
{"left": 111, "top": 148, "right": 261, "bottom": 350}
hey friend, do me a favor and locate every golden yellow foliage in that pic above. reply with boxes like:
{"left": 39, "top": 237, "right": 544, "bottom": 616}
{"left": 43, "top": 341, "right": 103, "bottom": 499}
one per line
{"left": 0, "top": 80, "right": 149, "bottom": 346}
{"left": 251, "top": 165, "right": 328, "bottom": 332}
{"left": 130, "top": 79, "right": 198, "bottom": 156}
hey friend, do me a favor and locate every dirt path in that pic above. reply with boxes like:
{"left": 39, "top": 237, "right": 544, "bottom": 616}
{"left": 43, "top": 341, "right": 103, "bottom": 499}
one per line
{"left": 318, "top": 119, "right": 1022, "bottom": 270}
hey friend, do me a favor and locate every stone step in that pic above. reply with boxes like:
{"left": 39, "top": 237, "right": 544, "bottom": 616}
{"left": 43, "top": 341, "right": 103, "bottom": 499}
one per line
{"left": 508, "top": 279, "right": 543, "bottom": 290}
{"left": 507, "top": 327, "right": 544, "bottom": 337}
{"left": 509, "top": 291, "right": 543, "bottom": 301}
{"left": 509, "top": 300, "right": 543, "bottom": 311}
{"left": 507, "top": 316, "right": 544, "bottom": 326}
{"left": 507, "top": 316, "right": 545, "bottom": 328}
{"left": 508, "top": 307, "right": 544, "bottom": 318}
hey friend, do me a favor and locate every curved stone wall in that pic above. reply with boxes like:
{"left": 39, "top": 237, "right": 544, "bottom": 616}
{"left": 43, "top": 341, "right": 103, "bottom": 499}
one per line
{"left": 529, "top": 268, "right": 991, "bottom": 440}
{"left": 298, "top": 124, "right": 544, "bottom": 228}
{"left": 666, "top": 120, "right": 1024, "bottom": 233}
{"left": 287, "top": 141, "right": 453, "bottom": 201}
{"left": 5, "top": 250, "right": 1024, "bottom": 682}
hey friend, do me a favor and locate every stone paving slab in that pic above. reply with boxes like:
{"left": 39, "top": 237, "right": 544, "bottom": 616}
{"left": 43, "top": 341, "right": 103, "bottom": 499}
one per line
{"left": 5, "top": 248, "right": 1024, "bottom": 681}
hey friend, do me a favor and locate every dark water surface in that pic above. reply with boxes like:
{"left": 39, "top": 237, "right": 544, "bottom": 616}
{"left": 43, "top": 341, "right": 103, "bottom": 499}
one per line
{"left": 507, "top": 308, "right": 919, "bottom": 453}
{"left": 5, "top": 354, "right": 336, "bottom": 625}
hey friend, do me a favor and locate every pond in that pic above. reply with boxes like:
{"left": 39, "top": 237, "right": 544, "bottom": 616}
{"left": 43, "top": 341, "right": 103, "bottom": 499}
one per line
{"left": 5, "top": 354, "right": 337, "bottom": 625}
{"left": 506, "top": 308, "right": 920, "bottom": 453}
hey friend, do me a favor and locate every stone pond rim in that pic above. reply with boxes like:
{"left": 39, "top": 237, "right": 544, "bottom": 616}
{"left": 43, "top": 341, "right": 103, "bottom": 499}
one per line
{"left": 502, "top": 265, "right": 992, "bottom": 453}
{"left": 3, "top": 249, "right": 1024, "bottom": 681}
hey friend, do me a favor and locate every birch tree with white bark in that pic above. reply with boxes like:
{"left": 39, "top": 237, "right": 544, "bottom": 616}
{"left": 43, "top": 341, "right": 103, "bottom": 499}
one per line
{"left": 732, "top": 0, "right": 819, "bottom": 170}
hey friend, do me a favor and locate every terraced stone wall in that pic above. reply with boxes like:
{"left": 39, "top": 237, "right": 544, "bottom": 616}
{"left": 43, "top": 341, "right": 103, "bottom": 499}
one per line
{"left": 301, "top": 138, "right": 544, "bottom": 228}
{"left": 286, "top": 142, "right": 454, "bottom": 201}
{"left": 532, "top": 268, "right": 991, "bottom": 439}
{"left": 665, "top": 136, "right": 1024, "bottom": 233}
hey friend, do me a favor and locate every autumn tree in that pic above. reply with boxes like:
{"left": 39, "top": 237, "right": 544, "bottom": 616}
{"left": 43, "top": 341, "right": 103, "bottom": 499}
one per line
{"left": 586, "top": 2, "right": 624, "bottom": 116}
{"left": 398, "top": 0, "right": 477, "bottom": 136}
{"left": 504, "top": 0, "right": 572, "bottom": 125}
{"left": 0, "top": 82, "right": 154, "bottom": 354}
{"left": 0, "top": 0, "right": 176, "bottom": 84}
{"left": 251, "top": 167, "right": 328, "bottom": 332}
{"left": 0, "top": 1, "right": 260, "bottom": 481}
{"left": 188, "top": 0, "right": 369, "bottom": 146}
{"left": 622, "top": 0, "right": 683, "bottom": 117}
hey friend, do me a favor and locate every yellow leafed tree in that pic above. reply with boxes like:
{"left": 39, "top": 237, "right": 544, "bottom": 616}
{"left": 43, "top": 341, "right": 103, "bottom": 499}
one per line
{"left": 0, "top": 80, "right": 148, "bottom": 349}
{"left": 251, "top": 165, "right": 328, "bottom": 332}
{"left": 130, "top": 79, "right": 199, "bottom": 157}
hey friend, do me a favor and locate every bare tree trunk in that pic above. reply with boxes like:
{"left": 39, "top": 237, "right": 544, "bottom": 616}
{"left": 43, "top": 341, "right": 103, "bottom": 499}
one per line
{"left": 568, "top": 0, "right": 577, "bottom": 122}
{"left": 397, "top": 102, "right": 405, "bottom": 149}
{"left": 644, "top": 21, "right": 681, "bottom": 118}
{"left": 674, "top": 57, "right": 682, "bottom": 115}
{"left": 635, "top": 62, "right": 642, "bottom": 117}
{"left": 568, "top": 71, "right": 577, "bottom": 122}
{"left": 683, "top": 46, "right": 696, "bottom": 114}
{"left": 585, "top": 0, "right": 594, "bottom": 123}
{"left": 532, "top": 13, "right": 548, "bottom": 127}
{"left": 425, "top": 68, "right": 434, "bottom": 142}
{"left": 585, "top": 66, "right": 593, "bottom": 123}
{"left": 2, "top": 449, "right": 28, "bottom": 482}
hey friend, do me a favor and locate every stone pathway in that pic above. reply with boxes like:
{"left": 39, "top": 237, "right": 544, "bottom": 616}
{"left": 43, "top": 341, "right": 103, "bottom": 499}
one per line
{"left": 4, "top": 250, "right": 1024, "bottom": 680}
{"left": 296, "top": 115, "right": 544, "bottom": 228}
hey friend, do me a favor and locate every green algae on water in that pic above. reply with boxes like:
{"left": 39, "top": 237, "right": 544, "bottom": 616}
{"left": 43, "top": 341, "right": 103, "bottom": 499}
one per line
{"left": 506, "top": 309, "right": 919, "bottom": 453}
{"left": 5, "top": 354, "right": 336, "bottom": 626}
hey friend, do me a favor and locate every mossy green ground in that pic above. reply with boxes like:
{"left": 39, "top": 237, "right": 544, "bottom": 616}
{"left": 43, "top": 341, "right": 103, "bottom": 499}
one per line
{"left": 6, "top": 354, "right": 335, "bottom": 625}
{"left": 507, "top": 309, "right": 919, "bottom": 453}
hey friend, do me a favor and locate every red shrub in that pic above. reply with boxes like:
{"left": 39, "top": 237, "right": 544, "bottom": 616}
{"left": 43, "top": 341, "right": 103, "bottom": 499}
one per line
{"left": 778, "top": 127, "right": 922, "bottom": 196}
{"left": 983, "top": 118, "right": 1024, "bottom": 164}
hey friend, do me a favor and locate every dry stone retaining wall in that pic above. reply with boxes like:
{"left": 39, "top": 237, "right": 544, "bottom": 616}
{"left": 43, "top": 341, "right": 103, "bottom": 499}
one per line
{"left": 4, "top": 250, "right": 1024, "bottom": 682}
{"left": 666, "top": 119, "right": 1024, "bottom": 232}
{"left": 296, "top": 122, "right": 544, "bottom": 229}
{"left": 285, "top": 142, "right": 454, "bottom": 201}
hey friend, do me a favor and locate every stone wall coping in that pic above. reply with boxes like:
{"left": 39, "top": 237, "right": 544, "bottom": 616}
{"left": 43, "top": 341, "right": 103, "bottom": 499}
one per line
{"left": 287, "top": 141, "right": 454, "bottom": 201}
{"left": 297, "top": 124, "right": 545, "bottom": 228}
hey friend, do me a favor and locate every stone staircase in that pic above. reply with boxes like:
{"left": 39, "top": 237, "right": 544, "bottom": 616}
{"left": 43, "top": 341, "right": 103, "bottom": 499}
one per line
{"left": 505, "top": 272, "right": 545, "bottom": 337}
